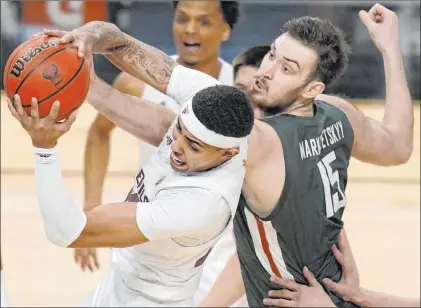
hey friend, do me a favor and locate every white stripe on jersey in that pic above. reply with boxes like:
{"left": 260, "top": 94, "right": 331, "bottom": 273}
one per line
{"left": 244, "top": 208, "right": 294, "bottom": 280}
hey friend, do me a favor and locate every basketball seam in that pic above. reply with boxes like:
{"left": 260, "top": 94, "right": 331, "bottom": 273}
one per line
{"left": 54, "top": 81, "right": 88, "bottom": 120}
{"left": 15, "top": 46, "right": 78, "bottom": 99}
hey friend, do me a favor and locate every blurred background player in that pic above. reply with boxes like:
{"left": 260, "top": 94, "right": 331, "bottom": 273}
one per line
{"left": 78, "top": 0, "right": 239, "bottom": 305}
{"left": 232, "top": 45, "right": 270, "bottom": 119}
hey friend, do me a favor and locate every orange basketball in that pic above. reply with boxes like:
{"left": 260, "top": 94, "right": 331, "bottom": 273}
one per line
{"left": 3, "top": 35, "right": 90, "bottom": 121}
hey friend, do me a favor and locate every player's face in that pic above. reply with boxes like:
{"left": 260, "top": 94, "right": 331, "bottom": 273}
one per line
{"left": 170, "top": 117, "right": 239, "bottom": 173}
{"left": 173, "top": 1, "right": 230, "bottom": 66}
{"left": 249, "top": 34, "right": 324, "bottom": 114}
{"left": 234, "top": 65, "right": 264, "bottom": 119}
{"left": 234, "top": 66, "right": 259, "bottom": 93}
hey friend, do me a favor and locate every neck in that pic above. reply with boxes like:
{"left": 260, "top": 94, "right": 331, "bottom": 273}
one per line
{"left": 177, "top": 56, "right": 222, "bottom": 79}
{"left": 263, "top": 98, "right": 314, "bottom": 118}
{"left": 283, "top": 98, "right": 315, "bottom": 117}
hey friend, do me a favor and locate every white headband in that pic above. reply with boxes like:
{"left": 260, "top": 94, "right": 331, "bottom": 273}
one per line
{"left": 180, "top": 99, "right": 246, "bottom": 149}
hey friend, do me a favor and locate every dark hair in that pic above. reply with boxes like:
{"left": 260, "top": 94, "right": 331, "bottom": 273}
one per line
{"left": 172, "top": 1, "right": 239, "bottom": 30}
{"left": 281, "top": 16, "right": 351, "bottom": 86}
{"left": 232, "top": 45, "right": 271, "bottom": 79}
{"left": 192, "top": 85, "right": 254, "bottom": 139}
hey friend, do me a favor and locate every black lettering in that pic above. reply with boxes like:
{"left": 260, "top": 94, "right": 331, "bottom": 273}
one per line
{"left": 124, "top": 169, "right": 150, "bottom": 203}
{"left": 9, "top": 40, "right": 59, "bottom": 79}
{"left": 34, "top": 47, "right": 43, "bottom": 55}
{"left": 49, "top": 40, "right": 59, "bottom": 47}
{"left": 10, "top": 59, "right": 25, "bottom": 77}
{"left": 40, "top": 42, "right": 50, "bottom": 49}
{"left": 21, "top": 48, "right": 35, "bottom": 63}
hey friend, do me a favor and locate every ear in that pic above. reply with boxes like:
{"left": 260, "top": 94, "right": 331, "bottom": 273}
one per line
{"left": 301, "top": 81, "right": 325, "bottom": 99}
{"left": 222, "top": 147, "right": 240, "bottom": 160}
{"left": 221, "top": 23, "right": 231, "bottom": 42}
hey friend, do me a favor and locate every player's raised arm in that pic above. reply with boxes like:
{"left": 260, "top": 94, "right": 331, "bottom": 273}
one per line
{"left": 44, "top": 21, "right": 219, "bottom": 98}
{"left": 320, "top": 4, "right": 413, "bottom": 166}
{"left": 44, "top": 22, "right": 176, "bottom": 94}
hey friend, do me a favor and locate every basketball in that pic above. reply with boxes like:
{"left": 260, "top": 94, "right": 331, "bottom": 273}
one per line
{"left": 3, "top": 35, "right": 90, "bottom": 121}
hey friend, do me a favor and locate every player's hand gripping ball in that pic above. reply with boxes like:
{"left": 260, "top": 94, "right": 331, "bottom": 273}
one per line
{"left": 3, "top": 35, "right": 90, "bottom": 121}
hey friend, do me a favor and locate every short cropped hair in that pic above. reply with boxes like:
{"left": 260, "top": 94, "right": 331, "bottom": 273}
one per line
{"left": 192, "top": 85, "right": 254, "bottom": 139}
{"left": 281, "top": 16, "right": 351, "bottom": 86}
{"left": 232, "top": 45, "right": 271, "bottom": 79}
{"left": 172, "top": 1, "right": 239, "bottom": 30}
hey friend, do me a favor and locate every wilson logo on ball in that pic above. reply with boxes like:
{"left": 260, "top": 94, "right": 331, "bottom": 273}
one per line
{"left": 10, "top": 40, "right": 60, "bottom": 78}
{"left": 42, "top": 63, "right": 63, "bottom": 87}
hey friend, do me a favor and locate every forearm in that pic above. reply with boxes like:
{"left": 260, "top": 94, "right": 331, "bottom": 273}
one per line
{"left": 87, "top": 79, "right": 176, "bottom": 147}
{"left": 354, "top": 288, "right": 420, "bottom": 307}
{"left": 33, "top": 146, "right": 86, "bottom": 247}
{"left": 80, "top": 21, "right": 177, "bottom": 94}
{"left": 84, "top": 127, "right": 111, "bottom": 210}
{"left": 199, "top": 252, "right": 246, "bottom": 307}
{"left": 105, "top": 33, "right": 178, "bottom": 95}
{"left": 381, "top": 47, "right": 414, "bottom": 160}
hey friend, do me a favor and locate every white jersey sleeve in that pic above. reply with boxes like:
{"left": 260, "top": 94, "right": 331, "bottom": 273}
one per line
{"left": 166, "top": 65, "right": 222, "bottom": 105}
{"left": 136, "top": 187, "right": 230, "bottom": 241}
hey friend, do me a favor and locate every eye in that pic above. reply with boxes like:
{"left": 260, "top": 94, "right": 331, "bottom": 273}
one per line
{"left": 176, "top": 15, "right": 188, "bottom": 24}
{"left": 199, "top": 17, "right": 211, "bottom": 26}
{"left": 268, "top": 51, "right": 275, "bottom": 60}
{"left": 189, "top": 143, "right": 199, "bottom": 152}
{"left": 175, "top": 120, "right": 181, "bottom": 131}
{"left": 282, "top": 66, "right": 290, "bottom": 74}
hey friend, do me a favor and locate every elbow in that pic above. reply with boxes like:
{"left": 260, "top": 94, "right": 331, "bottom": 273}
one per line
{"left": 394, "top": 146, "right": 413, "bottom": 165}
{"left": 45, "top": 230, "right": 74, "bottom": 248}
{"left": 388, "top": 143, "right": 413, "bottom": 166}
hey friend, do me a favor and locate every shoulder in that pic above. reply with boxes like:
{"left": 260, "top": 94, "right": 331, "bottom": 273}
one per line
{"left": 218, "top": 58, "right": 234, "bottom": 86}
{"left": 247, "top": 120, "right": 280, "bottom": 166}
{"left": 317, "top": 94, "right": 363, "bottom": 135}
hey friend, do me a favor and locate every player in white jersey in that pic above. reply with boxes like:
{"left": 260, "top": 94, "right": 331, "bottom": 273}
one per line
{"left": 7, "top": 62, "right": 254, "bottom": 306}
{"left": 79, "top": 3, "right": 238, "bottom": 303}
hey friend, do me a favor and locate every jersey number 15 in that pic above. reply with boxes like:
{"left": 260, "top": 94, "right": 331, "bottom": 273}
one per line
{"left": 317, "top": 150, "right": 347, "bottom": 218}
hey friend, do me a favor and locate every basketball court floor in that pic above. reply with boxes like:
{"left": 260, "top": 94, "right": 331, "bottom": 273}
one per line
{"left": 1, "top": 96, "right": 419, "bottom": 306}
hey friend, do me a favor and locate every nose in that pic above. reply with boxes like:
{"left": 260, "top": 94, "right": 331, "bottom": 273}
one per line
{"left": 258, "top": 59, "right": 275, "bottom": 80}
{"left": 170, "top": 137, "right": 183, "bottom": 155}
{"left": 184, "top": 20, "right": 197, "bottom": 35}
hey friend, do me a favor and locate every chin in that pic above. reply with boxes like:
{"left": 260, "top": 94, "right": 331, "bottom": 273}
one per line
{"left": 178, "top": 54, "right": 200, "bottom": 67}
{"left": 250, "top": 92, "right": 266, "bottom": 106}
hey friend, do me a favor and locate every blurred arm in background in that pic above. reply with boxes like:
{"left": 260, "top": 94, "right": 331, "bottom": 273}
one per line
{"left": 198, "top": 251, "right": 245, "bottom": 307}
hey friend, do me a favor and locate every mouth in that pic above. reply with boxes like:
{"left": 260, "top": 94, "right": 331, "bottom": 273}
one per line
{"left": 170, "top": 152, "right": 186, "bottom": 168}
{"left": 253, "top": 78, "right": 266, "bottom": 92}
{"left": 182, "top": 41, "right": 201, "bottom": 52}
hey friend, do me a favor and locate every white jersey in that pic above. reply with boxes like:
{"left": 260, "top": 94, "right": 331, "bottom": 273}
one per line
{"left": 85, "top": 66, "right": 246, "bottom": 307}
{"left": 137, "top": 56, "right": 238, "bottom": 305}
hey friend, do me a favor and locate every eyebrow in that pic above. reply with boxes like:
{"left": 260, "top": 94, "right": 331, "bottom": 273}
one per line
{"left": 177, "top": 10, "right": 211, "bottom": 18}
{"left": 185, "top": 135, "right": 204, "bottom": 148}
{"left": 284, "top": 56, "right": 300, "bottom": 70}
{"left": 178, "top": 117, "right": 204, "bottom": 148}
{"left": 272, "top": 42, "right": 300, "bottom": 70}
